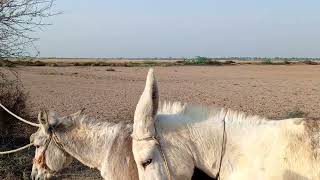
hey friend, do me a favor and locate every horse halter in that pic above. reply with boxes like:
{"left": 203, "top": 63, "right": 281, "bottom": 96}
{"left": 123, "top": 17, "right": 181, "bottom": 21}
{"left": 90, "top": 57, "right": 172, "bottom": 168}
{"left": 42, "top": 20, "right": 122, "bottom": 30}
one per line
{"left": 33, "top": 125, "right": 67, "bottom": 174}
{"left": 133, "top": 134, "right": 172, "bottom": 180}
{"left": 33, "top": 132, "right": 54, "bottom": 173}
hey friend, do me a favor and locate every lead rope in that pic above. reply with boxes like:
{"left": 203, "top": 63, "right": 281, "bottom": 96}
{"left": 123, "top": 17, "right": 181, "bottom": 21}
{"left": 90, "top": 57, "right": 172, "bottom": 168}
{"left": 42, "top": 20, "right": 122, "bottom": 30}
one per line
{"left": 0, "top": 103, "right": 39, "bottom": 155}
{"left": 216, "top": 110, "right": 228, "bottom": 180}
{"left": 0, "top": 103, "right": 40, "bottom": 127}
{"left": 0, "top": 143, "right": 34, "bottom": 155}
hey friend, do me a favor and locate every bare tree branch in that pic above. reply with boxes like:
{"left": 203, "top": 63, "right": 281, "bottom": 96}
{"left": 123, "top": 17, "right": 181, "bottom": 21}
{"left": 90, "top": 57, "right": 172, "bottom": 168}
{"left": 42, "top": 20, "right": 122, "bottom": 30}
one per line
{"left": 0, "top": 0, "right": 58, "bottom": 59}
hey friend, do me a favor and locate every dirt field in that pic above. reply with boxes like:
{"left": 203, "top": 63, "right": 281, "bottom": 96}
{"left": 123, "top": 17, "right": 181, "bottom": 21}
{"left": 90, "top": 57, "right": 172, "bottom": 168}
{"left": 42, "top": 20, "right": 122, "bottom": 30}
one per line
{"left": 18, "top": 65, "right": 320, "bottom": 120}
{"left": 2, "top": 64, "right": 320, "bottom": 179}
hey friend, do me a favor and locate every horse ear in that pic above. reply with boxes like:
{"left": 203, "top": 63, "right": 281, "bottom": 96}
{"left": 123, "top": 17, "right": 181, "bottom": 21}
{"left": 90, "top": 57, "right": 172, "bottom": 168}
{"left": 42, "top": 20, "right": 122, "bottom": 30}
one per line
{"left": 38, "top": 111, "right": 47, "bottom": 125}
{"left": 133, "top": 69, "right": 159, "bottom": 138}
{"left": 38, "top": 111, "right": 71, "bottom": 132}
{"left": 49, "top": 111, "right": 74, "bottom": 130}
{"left": 69, "top": 108, "right": 85, "bottom": 118}
{"left": 38, "top": 111, "right": 51, "bottom": 133}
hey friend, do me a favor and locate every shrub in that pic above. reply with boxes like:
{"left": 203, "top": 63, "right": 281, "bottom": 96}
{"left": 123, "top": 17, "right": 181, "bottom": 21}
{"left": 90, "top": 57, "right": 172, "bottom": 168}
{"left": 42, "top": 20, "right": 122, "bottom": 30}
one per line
{"left": 303, "top": 60, "right": 318, "bottom": 65}
{"left": 0, "top": 70, "right": 31, "bottom": 179}
{"left": 192, "top": 56, "right": 211, "bottom": 64}
{"left": 32, "top": 60, "right": 46, "bottom": 66}
{"left": 207, "top": 60, "right": 223, "bottom": 65}
{"left": 262, "top": 59, "right": 273, "bottom": 65}
{"left": 283, "top": 60, "right": 291, "bottom": 65}
{"left": 0, "top": 60, "right": 16, "bottom": 67}
{"left": 224, "top": 60, "right": 236, "bottom": 65}
{"left": 0, "top": 70, "right": 28, "bottom": 136}
{"left": 183, "top": 56, "right": 211, "bottom": 65}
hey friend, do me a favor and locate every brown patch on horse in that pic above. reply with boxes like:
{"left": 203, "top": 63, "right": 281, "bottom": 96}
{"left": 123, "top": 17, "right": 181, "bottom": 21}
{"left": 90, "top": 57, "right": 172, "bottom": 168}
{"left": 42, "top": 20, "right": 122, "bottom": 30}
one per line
{"left": 33, "top": 151, "right": 50, "bottom": 170}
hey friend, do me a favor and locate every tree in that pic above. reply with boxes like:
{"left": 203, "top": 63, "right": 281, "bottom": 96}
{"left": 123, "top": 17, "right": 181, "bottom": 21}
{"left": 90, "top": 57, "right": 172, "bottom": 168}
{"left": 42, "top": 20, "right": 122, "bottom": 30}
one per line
{"left": 0, "top": 0, "right": 57, "bottom": 138}
{"left": 0, "top": 0, "right": 57, "bottom": 59}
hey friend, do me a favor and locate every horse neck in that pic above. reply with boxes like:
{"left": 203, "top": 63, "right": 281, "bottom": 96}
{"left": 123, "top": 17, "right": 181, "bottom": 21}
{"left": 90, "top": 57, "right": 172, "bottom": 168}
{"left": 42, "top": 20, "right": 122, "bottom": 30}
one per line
{"left": 55, "top": 118, "right": 132, "bottom": 170}
{"left": 184, "top": 110, "right": 275, "bottom": 177}
{"left": 158, "top": 105, "right": 275, "bottom": 178}
{"left": 157, "top": 109, "right": 227, "bottom": 178}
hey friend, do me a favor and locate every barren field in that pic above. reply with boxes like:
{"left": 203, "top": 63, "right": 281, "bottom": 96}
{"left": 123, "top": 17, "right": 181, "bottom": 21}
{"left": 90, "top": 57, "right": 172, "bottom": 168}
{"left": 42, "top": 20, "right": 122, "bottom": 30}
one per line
{"left": 19, "top": 65, "right": 320, "bottom": 119}
{"left": 2, "top": 64, "right": 320, "bottom": 179}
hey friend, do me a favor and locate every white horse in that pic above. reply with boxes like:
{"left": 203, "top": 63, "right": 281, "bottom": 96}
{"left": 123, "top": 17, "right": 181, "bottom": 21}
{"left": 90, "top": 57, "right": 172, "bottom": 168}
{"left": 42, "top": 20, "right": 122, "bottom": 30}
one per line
{"left": 131, "top": 69, "right": 320, "bottom": 180}
{"left": 0, "top": 105, "right": 138, "bottom": 180}
{"left": 0, "top": 104, "right": 212, "bottom": 180}
{"left": 30, "top": 110, "right": 138, "bottom": 180}
{"left": 30, "top": 110, "right": 213, "bottom": 180}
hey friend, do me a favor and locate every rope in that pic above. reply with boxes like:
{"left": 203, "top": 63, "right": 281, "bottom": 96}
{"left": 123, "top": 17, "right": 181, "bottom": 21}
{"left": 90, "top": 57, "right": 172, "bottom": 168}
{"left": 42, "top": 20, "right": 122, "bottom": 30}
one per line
{"left": 0, "top": 103, "right": 40, "bottom": 127}
{"left": 0, "top": 143, "right": 34, "bottom": 155}
{"left": 0, "top": 103, "right": 40, "bottom": 155}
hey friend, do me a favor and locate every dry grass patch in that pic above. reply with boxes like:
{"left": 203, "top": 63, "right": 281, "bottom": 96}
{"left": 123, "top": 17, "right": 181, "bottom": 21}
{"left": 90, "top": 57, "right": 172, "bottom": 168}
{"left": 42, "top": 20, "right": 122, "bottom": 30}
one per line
{"left": 106, "top": 68, "right": 115, "bottom": 71}
{"left": 285, "top": 109, "right": 308, "bottom": 118}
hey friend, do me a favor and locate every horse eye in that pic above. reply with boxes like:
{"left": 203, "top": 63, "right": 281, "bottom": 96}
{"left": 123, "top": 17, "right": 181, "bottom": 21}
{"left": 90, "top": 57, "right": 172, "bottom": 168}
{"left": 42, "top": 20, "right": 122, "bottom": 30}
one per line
{"left": 142, "top": 159, "right": 152, "bottom": 169}
{"left": 35, "top": 145, "right": 40, "bottom": 148}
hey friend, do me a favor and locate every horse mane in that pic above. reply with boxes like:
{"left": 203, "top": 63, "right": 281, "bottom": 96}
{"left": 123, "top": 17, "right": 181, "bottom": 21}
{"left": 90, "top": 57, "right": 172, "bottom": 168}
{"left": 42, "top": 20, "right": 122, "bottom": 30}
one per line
{"left": 69, "top": 113, "right": 132, "bottom": 133}
{"left": 158, "top": 101, "right": 269, "bottom": 126}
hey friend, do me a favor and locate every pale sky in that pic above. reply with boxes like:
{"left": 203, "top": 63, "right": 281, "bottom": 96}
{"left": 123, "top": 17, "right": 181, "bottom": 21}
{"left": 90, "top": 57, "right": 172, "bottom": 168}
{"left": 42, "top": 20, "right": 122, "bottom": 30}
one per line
{"left": 34, "top": 0, "right": 320, "bottom": 58}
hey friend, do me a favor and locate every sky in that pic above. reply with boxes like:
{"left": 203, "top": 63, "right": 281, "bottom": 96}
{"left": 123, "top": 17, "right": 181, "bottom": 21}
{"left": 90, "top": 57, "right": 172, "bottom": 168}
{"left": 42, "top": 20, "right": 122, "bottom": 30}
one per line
{"left": 33, "top": 0, "right": 320, "bottom": 58}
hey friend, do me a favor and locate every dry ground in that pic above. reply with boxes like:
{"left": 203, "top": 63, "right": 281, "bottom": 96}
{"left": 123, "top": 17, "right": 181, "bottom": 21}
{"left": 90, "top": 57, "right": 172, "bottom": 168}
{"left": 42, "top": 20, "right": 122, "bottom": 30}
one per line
{"left": 19, "top": 65, "right": 320, "bottom": 119}
{"left": 1, "top": 65, "right": 320, "bottom": 179}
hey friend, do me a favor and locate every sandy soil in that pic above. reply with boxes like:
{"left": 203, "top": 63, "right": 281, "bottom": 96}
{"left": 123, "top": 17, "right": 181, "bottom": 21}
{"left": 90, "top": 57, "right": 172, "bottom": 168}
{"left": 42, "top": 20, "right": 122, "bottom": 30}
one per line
{"left": 2, "top": 65, "right": 320, "bottom": 179}
{"left": 17, "top": 65, "right": 320, "bottom": 121}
